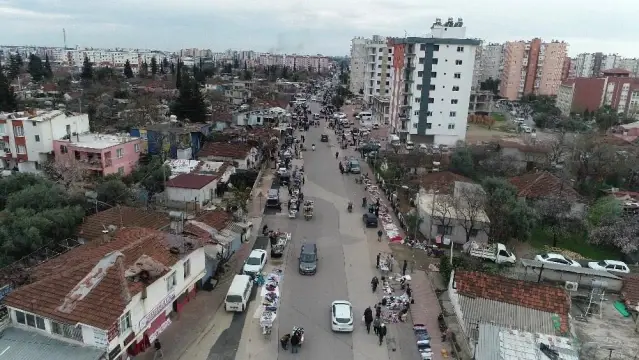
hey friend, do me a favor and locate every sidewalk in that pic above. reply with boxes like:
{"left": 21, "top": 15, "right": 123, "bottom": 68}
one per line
{"left": 133, "top": 171, "right": 274, "bottom": 360}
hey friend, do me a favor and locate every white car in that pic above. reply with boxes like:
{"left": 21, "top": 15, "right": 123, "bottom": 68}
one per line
{"left": 331, "top": 300, "right": 354, "bottom": 332}
{"left": 405, "top": 141, "right": 415, "bottom": 151}
{"left": 587, "top": 260, "right": 630, "bottom": 274}
{"left": 311, "top": 96, "right": 317, "bottom": 101}
{"left": 372, "top": 124, "right": 380, "bottom": 129}
{"left": 243, "top": 249, "right": 268, "bottom": 276}
{"left": 534, "top": 253, "right": 581, "bottom": 267}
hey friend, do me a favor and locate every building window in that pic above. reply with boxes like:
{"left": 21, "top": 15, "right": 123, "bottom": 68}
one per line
{"left": 60, "top": 145, "right": 68, "bottom": 154}
{"left": 0, "top": 124, "right": 5, "bottom": 135}
{"left": 413, "top": 123, "right": 418, "bottom": 128}
{"left": 426, "top": 123, "right": 432, "bottom": 129}
{"left": 451, "top": 99, "right": 458, "bottom": 104}
{"left": 116, "top": 148, "right": 124, "bottom": 158}
{"left": 448, "top": 123, "right": 456, "bottom": 129}
{"left": 15, "top": 310, "right": 25, "bottom": 324}
{"left": 429, "top": 85, "right": 436, "bottom": 90}
{"left": 119, "top": 312, "right": 131, "bottom": 335}
{"left": 378, "top": 56, "right": 382, "bottom": 60}
{"left": 420, "top": 44, "right": 426, "bottom": 51}
{"left": 437, "top": 225, "right": 453, "bottom": 235}
{"left": 450, "top": 111, "right": 457, "bottom": 117}
{"left": 427, "top": 111, "right": 433, "bottom": 116}
{"left": 415, "top": 98, "right": 421, "bottom": 103}
{"left": 15, "top": 311, "right": 46, "bottom": 330}
{"left": 433, "top": 45, "right": 440, "bottom": 51}
{"left": 416, "top": 85, "right": 422, "bottom": 91}
{"left": 454, "top": 73, "right": 461, "bottom": 79}
{"left": 452, "top": 86, "right": 460, "bottom": 91}
{"left": 431, "top": 72, "right": 437, "bottom": 78}
{"left": 184, "top": 259, "right": 191, "bottom": 279}
{"left": 13, "top": 126, "right": 24, "bottom": 136}
{"left": 428, "top": 98, "right": 434, "bottom": 103}
{"left": 52, "top": 321, "right": 83, "bottom": 342}
{"left": 16, "top": 145, "right": 26, "bottom": 154}
{"left": 35, "top": 135, "right": 40, "bottom": 142}
{"left": 432, "top": 58, "right": 438, "bottom": 65}
{"left": 417, "top": 71, "right": 423, "bottom": 77}
{"left": 378, "top": 48, "right": 383, "bottom": 52}
{"left": 414, "top": 110, "right": 420, "bottom": 116}
{"left": 418, "top": 58, "right": 425, "bottom": 64}
{"left": 457, "top": 46, "right": 464, "bottom": 52}
{"left": 134, "top": 143, "right": 140, "bottom": 153}
{"left": 167, "top": 271, "right": 177, "bottom": 291}
{"left": 455, "top": 60, "right": 463, "bottom": 65}
{"left": 388, "top": 48, "right": 392, "bottom": 54}
{"left": 376, "top": 80, "right": 380, "bottom": 85}
{"left": 117, "top": 167, "right": 124, "bottom": 175}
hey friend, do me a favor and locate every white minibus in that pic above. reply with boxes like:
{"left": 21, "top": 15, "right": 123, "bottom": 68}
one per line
{"left": 225, "top": 274, "right": 253, "bottom": 312}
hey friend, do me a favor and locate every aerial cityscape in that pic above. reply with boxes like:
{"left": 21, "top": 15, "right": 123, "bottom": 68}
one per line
{"left": 1, "top": 7, "right": 639, "bottom": 360}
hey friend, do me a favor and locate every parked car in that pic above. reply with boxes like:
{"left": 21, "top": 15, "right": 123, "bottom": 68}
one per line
{"left": 331, "top": 300, "right": 354, "bottom": 332}
{"left": 587, "top": 260, "right": 630, "bottom": 274}
{"left": 243, "top": 249, "right": 268, "bottom": 276}
{"left": 321, "top": 134, "right": 329, "bottom": 142}
{"left": 348, "top": 159, "right": 361, "bottom": 174}
{"left": 363, "top": 213, "right": 378, "bottom": 227}
{"left": 534, "top": 253, "right": 581, "bottom": 267}
{"left": 405, "top": 141, "right": 415, "bottom": 151}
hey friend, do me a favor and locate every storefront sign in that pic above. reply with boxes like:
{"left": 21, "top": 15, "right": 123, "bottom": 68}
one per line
{"left": 93, "top": 329, "right": 109, "bottom": 350}
{"left": 138, "top": 292, "right": 175, "bottom": 330}
{"left": 149, "top": 318, "right": 172, "bottom": 343}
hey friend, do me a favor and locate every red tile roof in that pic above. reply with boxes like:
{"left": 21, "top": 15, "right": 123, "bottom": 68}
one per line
{"left": 197, "top": 142, "right": 252, "bottom": 159}
{"left": 499, "top": 140, "right": 550, "bottom": 154}
{"left": 77, "top": 206, "right": 171, "bottom": 242}
{"left": 455, "top": 271, "right": 570, "bottom": 333}
{"left": 4, "top": 228, "right": 198, "bottom": 330}
{"left": 166, "top": 173, "right": 217, "bottom": 189}
{"left": 509, "top": 171, "right": 579, "bottom": 201}
{"left": 409, "top": 171, "right": 473, "bottom": 194}
{"left": 183, "top": 210, "right": 234, "bottom": 241}
{"left": 622, "top": 275, "right": 639, "bottom": 309}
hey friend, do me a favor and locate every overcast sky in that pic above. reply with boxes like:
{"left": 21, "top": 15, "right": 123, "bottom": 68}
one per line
{"left": 1, "top": 0, "right": 637, "bottom": 57}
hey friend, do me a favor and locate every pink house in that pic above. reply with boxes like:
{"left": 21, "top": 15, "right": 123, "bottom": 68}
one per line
{"left": 53, "top": 133, "right": 143, "bottom": 176}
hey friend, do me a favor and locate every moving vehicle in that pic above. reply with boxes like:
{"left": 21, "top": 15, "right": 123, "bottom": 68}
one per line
{"left": 266, "top": 189, "right": 282, "bottom": 210}
{"left": 348, "top": 159, "right": 361, "bottom": 174}
{"left": 359, "top": 111, "right": 372, "bottom": 121}
{"left": 299, "top": 243, "right": 318, "bottom": 275}
{"left": 321, "top": 134, "right": 329, "bottom": 142}
{"left": 363, "top": 213, "right": 378, "bottom": 227}
{"left": 587, "top": 260, "right": 630, "bottom": 274}
{"left": 225, "top": 275, "right": 253, "bottom": 312}
{"left": 243, "top": 249, "right": 268, "bottom": 276}
{"left": 534, "top": 253, "right": 581, "bottom": 267}
{"left": 465, "top": 241, "right": 516, "bottom": 264}
{"left": 331, "top": 300, "right": 354, "bottom": 332}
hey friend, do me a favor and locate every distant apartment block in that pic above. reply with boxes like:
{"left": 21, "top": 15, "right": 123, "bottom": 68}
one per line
{"left": 473, "top": 43, "right": 504, "bottom": 88}
{"left": 499, "top": 39, "right": 568, "bottom": 100}
{"left": 349, "top": 37, "right": 368, "bottom": 94}
{"left": 574, "top": 52, "right": 618, "bottom": 77}
{"left": 53, "top": 133, "right": 143, "bottom": 176}
{"left": 0, "top": 110, "right": 90, "bottom": 173}
{"left": 556, "top": 69, "right": 639, "bottom": 118}
{"left": 362, "top": 36, "right": 394, "bottom": 104}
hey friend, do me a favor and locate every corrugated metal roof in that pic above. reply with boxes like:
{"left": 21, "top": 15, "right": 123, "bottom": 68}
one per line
{"left": 458, "top": 295, "right": 557, "bottom": 338}
{"left": 521, "top": 259, "right": 621, "bottom": 279}
{"left": 475, "top": 323, "right": 501, "bottom": 360}
{"left": 0, "top": 327, "right": 104, "bottom": 360}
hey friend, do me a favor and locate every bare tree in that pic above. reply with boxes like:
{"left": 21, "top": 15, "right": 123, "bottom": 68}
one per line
{"left": 589, "top": 214, "right": 639, "bottom": 254}
{"left": 534, "top": 197, "right": 575, "bottom": 248}
{"left": 430, "top": 194, "right": 455, "bottom": 238}
{"left": 41, "top": 160, "right": 88, "bottom": 194}
{"left": 128, "top": 91, "right": 161, "bottom": 125}
{"left": 453, "top": 184, "right": 487, "bottom": 243}
{"left": 544, "top": 131, "right": 571, "bottom": 167}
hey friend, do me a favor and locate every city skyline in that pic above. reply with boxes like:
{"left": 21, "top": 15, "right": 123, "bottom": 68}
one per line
{"left": 2, "top": 0, "right": 639, "bottom": 57}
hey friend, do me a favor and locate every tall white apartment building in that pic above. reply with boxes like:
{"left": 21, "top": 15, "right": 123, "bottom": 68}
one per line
{"left": 349, "top": 38, "right": 368, "bottom": 94}
{"left": 362, "top": 36, "right": 393, "bottom": 104}
{"left": 388, "top": 18, "right": 479, "bottom": 146}
{"left": 616, "top": 58, "right": 639, "bottom": 77}
{"left": 473, "top": 43, "right": 503, "bottom": 88}
{"left": 574, "top": 52, "right": 619, "bottom": 77}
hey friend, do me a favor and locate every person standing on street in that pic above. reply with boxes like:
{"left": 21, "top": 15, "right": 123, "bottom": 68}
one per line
{"left": 280, "top": 334, "right": 291, "bottom": 350}
{"left": 375, "top": 303, "right": 382, "bottom": 317}
{"left": 153, "top": 339, "right": 163, "bottom": 359}
{"left": 364, "top": 307, "right": 373, "bottom": 334}
{"left": 376, "top": 253, "right": 381, "bottom": 268}
{"left": 290, "top": 333, "right": 300, "bottom": 353}
{"left": 377, "top": 229, "right": 383, "bottom": 242}
{"left": 402, "top": 259, "right": 408, "bottom": 276}
{"left": 373, "top": 315, "right": 381, "bottom": 335}
{"left": 378, "top": 323, "right": 387, "bottom": 346}
{"left": 371, "top": 276, "right": 379, "bottom": 292}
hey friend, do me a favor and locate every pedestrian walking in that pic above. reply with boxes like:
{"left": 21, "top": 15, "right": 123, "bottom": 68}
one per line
{"left": 376, "top": 253, "right": 381, "bottom": 268}
{"left": 371, "top": 276, "right": 379, "bottom": 292}
{"left": 377, "top": 229, "right": 383, "bottom": 242}
{"left": 153, "top": 339, "right": 163, "bottom": 359}
{"left": 406, "top": 284, "right": 412, "bottom": 299}
{"left": 402, "top": 259, "right": 408, "bottom": 276}
{"left": 280, "top": 334, "right": 291, "bottom": 350}
{"left": 373, "top": 316, "right": 381, "bottom": 335}
{"left": 378, "top": 323, "right": 387, "bottom": 346}
{"left": 375, "top": 304, "right": 382, "bottom": 317}
{"left": 364, "top": 307, "right": 373, "bottom": 334}
{"left": 290, "top": 333, "right": 301, "bottom": 353}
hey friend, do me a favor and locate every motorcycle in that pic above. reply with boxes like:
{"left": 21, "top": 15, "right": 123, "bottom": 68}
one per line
{"left": 312, "top": 144, "right": 316, "bottom": 151}
{"left": 347, "top": 202, "right": 353, "bottom": 212}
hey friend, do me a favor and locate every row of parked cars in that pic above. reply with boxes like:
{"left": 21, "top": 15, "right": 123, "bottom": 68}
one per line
{"left": 534, "top": 253, "right": 630, "bottom": 274}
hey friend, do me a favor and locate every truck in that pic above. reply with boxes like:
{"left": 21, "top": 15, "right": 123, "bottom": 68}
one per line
{"left": 464, "top": 241, "right": 516, "bottom": 264}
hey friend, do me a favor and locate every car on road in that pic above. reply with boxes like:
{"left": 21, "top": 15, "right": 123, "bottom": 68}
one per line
{"left": 321, "top": 134, "right": 329, "bottom": 142}
{"left": 348, "top": 159, "right": 361, "bottom": 174}
{"left": 298, "top": 243, "right": 318, "bottom": 275}
{"left": 587, "top": 260, "right": 630, "bottom": 274}
{"left": 243, "top": 249, "right": 268, "bottom": 276}
{"left": 534, "top": 253, "right": 581, "bottom": 267}
{"left": 331, "top": 300, "right": 354, "bottom": 332}
{"left": 363, "top": 213, "right": 378, "bottom": 227}
{"left": 311, "top": 96, "right": 317, "bottom": 101}
{"left": 372, "top": 123, "right": 380, "bottom": 129}
{"left": 405, "top": 141, "right": 415, "bottom": 151}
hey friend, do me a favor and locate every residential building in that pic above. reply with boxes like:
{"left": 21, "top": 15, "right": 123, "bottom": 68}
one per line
{"left": 362, "top": 35, "right": 394, "bottom": 104}
{"left": 3, "top": 227, "right": 207, "bottom": 359}
{"left": 349, "top": 37, "right": 368, "bottom": 94}
{"left": 371, "top": 96, "right": 390, "bottom": 125}
{"left": 448, "top": 270, "right": 571, "bottom": 355}
{"left": 282, "top": 55, "right": 331, "bottom": 73}
{"left": 510, "top": 171, "right": 584, "bottom": 216}
{"left": 234, "top": 108, "right": 285, "bottom": 127}
{"left": 131, "top": 120, "right": 212, "bottom": 160}
{"left": 468, "top": 91, "right": 494, "bottom": 114}
{"left": 388, "top": 17, "right": 480, "bottom": 146}
{"left": 165, "top": 173, "right": 222, "bottom": 208}
{"left": 473, "top": 43, "right": 503, "bottom": 88}
{"left": 561, "top": 56, "right": 572, "bottom": 81}
{"left": 497, "top": 140, "right": 551, "bottom": 171}
{"left": 574, "top": 52, "right": 619, "bottom": 78}
{"left": 197, "top": 142, "right": 260, "bottom": 170}
{"left": 499, "top": 39, "right": 568, "bottom": 100}
{"left": 0, "top": 109, "right": 90, "bottom": 173}
{"left": 53, "top": 133, "right": 142, "bottom": 176}
{"left": 616, "top": 58, "right": 639, "bottom": 77}
{"left": 556, "top": 68, "right": 639, "bottom": 118}
{"left": 77, "top": 206, "right": 171, "bottom": 243}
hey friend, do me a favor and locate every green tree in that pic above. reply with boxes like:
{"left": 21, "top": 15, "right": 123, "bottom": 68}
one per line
{"left": 594, "top": 105, "right": 620, "bottom": 131}
{"left": 223, "top": 63, "right": 233, "bottom": 74}
{"left": 171, "top": 72, "right": 207, "bottom": 122}
{"left": 587, "top": 196, "right": 623, "bottom": 227}
{"left": 139, "top": 61, "right": 149, "bottom": 78}
{"left": 81, "top": 55, "right": 93, "bottom": 80}
{"left": 14, "top": 53, "right": 23, "bottom": 68}
{"left": 175, "top": 61, "right": 182, "bottom": 89}
{"left": 150, "top": 56, "right": 158, "bottom": 76}
{"left": 451, "top": 145, "right": 475, "bottom": 178}
{"left": 481, "top": 177, "right": 538, "bottom": 243}
{"left": 162, "top": 57, "right": 170, "bottom": 70}
{"left": 241, "top": 70, "right": 253, "bottom": 81}
{"left": 7, "top": 55, "right": 21, "bottom": 81}
{"left": 126, "top": 156, "right": 171, "bottom": 195}
{"left": 233, "top": 58, "right": 240, "bottom": 69}
{"left": 281, "top": 66, "right": 289, "bottom": 79}
{"left": 96, "top": 179, "right": 132, "bottom": 206}
{"left": 222, "top": 186, "right": 252, "bottom": 218}
{"left": 43, "top": 54, "right": 53, "bottom": 79}
{"left": 0, "top": 66, "right": 18, "bottom": 112}
{"left": 244, "top": 61, "right": 248, "bottom": 71}
{"left": 123, "top": 60, "right": 134, "bottom": 78}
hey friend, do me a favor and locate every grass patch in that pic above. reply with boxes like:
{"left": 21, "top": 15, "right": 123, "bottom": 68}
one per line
{"left": 528, "top": 227, "right": 620, "bottom": 260}
{"left": 492, "top": 112, "right": 506, "bottom": 122}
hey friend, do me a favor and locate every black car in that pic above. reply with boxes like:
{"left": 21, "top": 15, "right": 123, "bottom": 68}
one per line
{"left": 266, "top": 189, "right": 282, "bottom": 210}
{"left": 299, "top": 243, "right": 318, "bottom": 275}
{"left": 321, "top": 134, "right": 329, "bottom": 142}
{"left": 363, "top": 213, "right": 378, "bottom": 227}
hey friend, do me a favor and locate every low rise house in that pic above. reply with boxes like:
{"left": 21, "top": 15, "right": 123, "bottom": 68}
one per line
{"left": 197, "top": 142, "right": 259, "bottom": 170}
{"left": 510, "top": 171, "right": 584, "bottom": 215}
{"left": 130, "top": 120, "right": 212, "bottom": 160}
{"left": 165, "top": 173, "right": 220, "bottom": 208}
{"left": 3, "top": 227, "right": 207, "bottom": 359}
{"left": 498, "top": 140, "right": 550, "bottom": 171}
{"left": 53, "top": 133, "right": 143, "bottom": 176}
{"left": 449, "top": 270, "right": 571, "bottom": 355}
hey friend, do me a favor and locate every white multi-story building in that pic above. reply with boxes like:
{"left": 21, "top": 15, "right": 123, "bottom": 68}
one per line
{"left": 574, "top": 53, "right": 619, "bottom": 77}
{"left": 473, "top": 43, "right": 503, "bottom": 88}
{"left": 388, "top": 17, "right": 479, "bottom": 146}
{"left": 361, "top": 36, "right": 393, "bottom": 104}
{"left": 616, "top": 58, "right": 639, "bottom": 77}
{"left": 0, "top": 110, "right": 90, "bottom": 173}
{"left": 349, "top": 37, "right": 368, "bottom": 94}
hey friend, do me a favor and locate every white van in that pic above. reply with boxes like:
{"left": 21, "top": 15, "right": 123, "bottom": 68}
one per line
{"left": 359, "top": 111, "right": 372, "bottom": 122}
{"left": 225, "top": 274, "right": 253, "bottom": 312}
{"left": 389, "top": 134, "right": 400, "bottom": 147}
